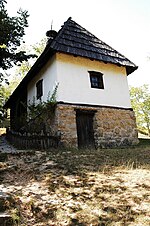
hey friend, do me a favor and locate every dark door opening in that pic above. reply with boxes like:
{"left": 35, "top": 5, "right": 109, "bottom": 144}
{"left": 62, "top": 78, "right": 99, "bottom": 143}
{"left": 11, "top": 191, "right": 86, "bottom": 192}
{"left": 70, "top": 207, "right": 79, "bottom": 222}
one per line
{"left": 76, "top": 111, "right": 95, "bottom": 149}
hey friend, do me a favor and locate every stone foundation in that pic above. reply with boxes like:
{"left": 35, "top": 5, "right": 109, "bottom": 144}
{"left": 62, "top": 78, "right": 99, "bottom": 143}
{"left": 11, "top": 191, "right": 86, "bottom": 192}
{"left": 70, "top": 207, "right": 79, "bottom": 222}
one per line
{"left": 94, "top": 107, "right": 138, "bottom": 148}
{"left": 56, "top": 104, "right": 78, "bottom": 147}
{"left": 48, "top": 103, "right": 139, "bottom": 148}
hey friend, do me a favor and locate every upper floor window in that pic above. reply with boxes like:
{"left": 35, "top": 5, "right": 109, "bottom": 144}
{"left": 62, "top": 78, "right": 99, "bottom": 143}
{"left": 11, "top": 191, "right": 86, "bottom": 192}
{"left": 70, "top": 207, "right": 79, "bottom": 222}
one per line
{"left": 89, "top": 71, "right": 104, "bottom": 89}
{"left": 36, "top": 79, "right": 43, "bottom": 100}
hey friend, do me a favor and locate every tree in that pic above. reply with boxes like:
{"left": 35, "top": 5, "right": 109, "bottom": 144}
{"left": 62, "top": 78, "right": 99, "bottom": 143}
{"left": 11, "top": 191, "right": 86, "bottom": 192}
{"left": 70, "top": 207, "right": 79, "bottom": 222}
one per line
{"left": 15, "top": 38, "right": 46, "bottom": 78}
{"left": 0, "top": 39, "right": 46, "bottom": 126}
{"left": 0, "top": 84, "right": 9, "bottom": 126}
{"left": 130, "top": 84, "right": 150, "bottom": 136}
{"left": 0, "top": 75, "right": 22, "bottom": 127}
{"left": 31, "top": 38, "right": 46, "bottom": 56}
{"left": 0, "top": 0, "right": 36, "bottom": 83}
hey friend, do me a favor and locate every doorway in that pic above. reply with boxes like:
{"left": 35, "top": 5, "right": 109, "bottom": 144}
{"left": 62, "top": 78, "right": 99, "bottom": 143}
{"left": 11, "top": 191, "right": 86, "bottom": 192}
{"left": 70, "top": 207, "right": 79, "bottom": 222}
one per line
{"left": 76, "top": 111, "right": 95, "bottom": 148}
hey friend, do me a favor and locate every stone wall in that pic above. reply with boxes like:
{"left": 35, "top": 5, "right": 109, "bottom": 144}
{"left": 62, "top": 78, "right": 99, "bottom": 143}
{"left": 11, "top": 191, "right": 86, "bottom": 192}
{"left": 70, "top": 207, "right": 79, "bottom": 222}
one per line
{"left": 56, "top": 104, "right": 78, "bottom": 147}
{"left": 49, "top": 103, "right": 139, "bottom": 148}
{"left": 94, "top": 108, "right": 139, "bottom": 148}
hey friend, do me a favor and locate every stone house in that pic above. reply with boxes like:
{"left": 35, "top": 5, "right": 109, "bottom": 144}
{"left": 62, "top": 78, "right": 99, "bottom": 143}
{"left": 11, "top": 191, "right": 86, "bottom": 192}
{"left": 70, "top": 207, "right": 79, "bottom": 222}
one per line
{"left": 5, "top": 17, "right": 139, "bottom": 148}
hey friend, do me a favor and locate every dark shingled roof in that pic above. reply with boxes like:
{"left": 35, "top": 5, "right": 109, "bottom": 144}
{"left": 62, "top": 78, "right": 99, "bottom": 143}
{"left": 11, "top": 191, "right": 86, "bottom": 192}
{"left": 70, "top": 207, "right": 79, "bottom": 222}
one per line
{"left": 50, "top": 17, "right": 138, "bottom": 75}
{"left": 5, "top": 17, "right": 138, "bottom": 108}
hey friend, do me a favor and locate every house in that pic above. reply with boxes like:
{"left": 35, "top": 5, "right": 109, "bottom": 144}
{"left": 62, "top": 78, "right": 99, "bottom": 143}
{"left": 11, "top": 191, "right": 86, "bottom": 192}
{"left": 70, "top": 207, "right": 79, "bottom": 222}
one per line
{"left": 5, "top": 17, "right": 139, "bottom": 148}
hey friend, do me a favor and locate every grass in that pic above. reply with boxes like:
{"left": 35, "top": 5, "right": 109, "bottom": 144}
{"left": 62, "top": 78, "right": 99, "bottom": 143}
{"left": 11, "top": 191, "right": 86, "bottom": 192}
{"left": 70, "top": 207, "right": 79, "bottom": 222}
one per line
{"left": 0, "top": 140, "right": 150, "bottom": 225}
{"left": 138, "top": 138, "right": 150, "bottom": 146}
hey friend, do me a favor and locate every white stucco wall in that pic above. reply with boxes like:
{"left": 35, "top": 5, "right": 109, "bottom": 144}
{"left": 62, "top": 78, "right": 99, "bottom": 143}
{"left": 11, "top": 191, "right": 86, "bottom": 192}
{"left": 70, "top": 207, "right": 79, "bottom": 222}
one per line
{"left": 27, "top": 52, "right": 131, "bottom": 108}
{"left": 56, "top": 53, "right": 131, "bottom": 108}
{"left": 27, "top": 55, "right": 58, "bottom": 105}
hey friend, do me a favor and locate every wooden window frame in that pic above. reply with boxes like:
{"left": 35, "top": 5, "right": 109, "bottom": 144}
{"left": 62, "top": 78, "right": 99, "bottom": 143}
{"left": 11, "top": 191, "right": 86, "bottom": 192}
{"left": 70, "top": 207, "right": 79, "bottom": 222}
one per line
{"left": 36, "top": 79, "right": 43, "bottom": 100}
{"left": 89, "top": 71, "right": 104, "bottom": 89}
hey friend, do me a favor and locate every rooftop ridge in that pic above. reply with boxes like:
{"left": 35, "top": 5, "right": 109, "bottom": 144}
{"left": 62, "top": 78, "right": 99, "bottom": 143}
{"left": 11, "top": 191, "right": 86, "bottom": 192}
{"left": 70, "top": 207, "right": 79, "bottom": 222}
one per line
{"left": 49, "top": 17, "right": 137, "bottom": 74}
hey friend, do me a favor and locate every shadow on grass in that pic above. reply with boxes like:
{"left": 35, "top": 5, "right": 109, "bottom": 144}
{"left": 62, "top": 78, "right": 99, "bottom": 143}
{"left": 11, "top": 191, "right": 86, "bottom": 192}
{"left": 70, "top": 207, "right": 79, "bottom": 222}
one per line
{"left": 46, "top": 141, "right": 150, "bottom": 176}
{"left": 138, "top": 138, "right": 150, "bottom": 146}
{"left": 2, "top": 140, "right": 150, "bottom": 226}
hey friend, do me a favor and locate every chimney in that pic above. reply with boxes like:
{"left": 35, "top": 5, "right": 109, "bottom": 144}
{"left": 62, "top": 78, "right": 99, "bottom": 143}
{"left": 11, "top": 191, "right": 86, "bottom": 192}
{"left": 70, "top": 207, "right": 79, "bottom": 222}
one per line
{"left": 46, "top": 30, "right": 57, "bottom": 43}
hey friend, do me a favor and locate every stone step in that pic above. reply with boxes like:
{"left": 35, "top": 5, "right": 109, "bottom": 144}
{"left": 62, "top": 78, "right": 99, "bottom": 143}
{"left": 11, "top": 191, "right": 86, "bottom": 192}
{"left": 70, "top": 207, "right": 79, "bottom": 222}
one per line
{"left": 0, "top": 192, "right": 16, "bottom": 225}
{"left": 0, "top": 212, "right": 13, "bottom": 226}
{"left": 0, "top": 191, "right": 15, "bottom": 212}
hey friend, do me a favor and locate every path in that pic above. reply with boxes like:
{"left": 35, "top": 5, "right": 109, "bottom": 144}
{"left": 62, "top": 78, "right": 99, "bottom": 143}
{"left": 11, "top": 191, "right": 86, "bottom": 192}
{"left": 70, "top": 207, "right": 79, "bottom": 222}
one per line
{"left": 0, "top": 135, "right": 17, "bottom": 153}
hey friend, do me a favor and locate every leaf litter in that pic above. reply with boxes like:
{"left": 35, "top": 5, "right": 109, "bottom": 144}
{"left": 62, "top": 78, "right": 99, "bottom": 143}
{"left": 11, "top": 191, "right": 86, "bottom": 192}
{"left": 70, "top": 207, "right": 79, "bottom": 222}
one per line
{"left": 0, "top": 146, "right": 150, "bottom": 225}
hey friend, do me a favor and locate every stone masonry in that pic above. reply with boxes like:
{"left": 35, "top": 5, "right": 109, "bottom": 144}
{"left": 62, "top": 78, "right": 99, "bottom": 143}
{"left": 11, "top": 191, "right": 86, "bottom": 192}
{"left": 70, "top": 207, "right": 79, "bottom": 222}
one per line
{"left": 53, "top": 103, "right": 139, "bottom": 148}
{"left": 94, "top": 107, "right": 138, "bottom": 148}
{"left": 55, "top": 104, "right": 78, "bottom": 148}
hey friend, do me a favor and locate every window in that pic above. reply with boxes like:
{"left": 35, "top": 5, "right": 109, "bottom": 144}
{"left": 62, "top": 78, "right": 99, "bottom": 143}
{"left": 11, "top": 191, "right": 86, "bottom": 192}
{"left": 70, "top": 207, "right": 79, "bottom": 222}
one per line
{"left": 36, "top": 79, "right": 43, "bottom": 99}
{"left": 89, "top": 71, "right": 104, "bottom": 89}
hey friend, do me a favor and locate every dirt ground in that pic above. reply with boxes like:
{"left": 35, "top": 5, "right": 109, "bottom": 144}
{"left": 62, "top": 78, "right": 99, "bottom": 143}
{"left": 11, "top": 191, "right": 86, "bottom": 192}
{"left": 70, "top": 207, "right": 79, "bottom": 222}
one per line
{"left": 0, "top": 136, "right": 150, "bottom": 225}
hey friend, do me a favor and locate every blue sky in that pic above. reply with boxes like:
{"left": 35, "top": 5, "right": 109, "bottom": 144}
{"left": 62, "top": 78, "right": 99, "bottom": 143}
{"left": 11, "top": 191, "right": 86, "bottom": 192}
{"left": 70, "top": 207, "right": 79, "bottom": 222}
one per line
{"left": 6, "top": 0, "right": 150, "bottom": 87}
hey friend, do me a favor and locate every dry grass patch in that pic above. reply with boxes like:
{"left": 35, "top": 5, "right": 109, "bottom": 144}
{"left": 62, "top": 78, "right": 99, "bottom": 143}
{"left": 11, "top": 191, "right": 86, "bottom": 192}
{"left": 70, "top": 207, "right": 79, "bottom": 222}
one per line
{"left": 0, "top": 142, "right": 150, "bottom": 225}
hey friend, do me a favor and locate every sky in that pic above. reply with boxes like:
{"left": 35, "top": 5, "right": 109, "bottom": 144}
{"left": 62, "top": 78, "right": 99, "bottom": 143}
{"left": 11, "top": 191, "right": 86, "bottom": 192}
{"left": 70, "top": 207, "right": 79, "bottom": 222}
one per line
{"left": 6, "top": 0, "right": 150, "bottom": 87}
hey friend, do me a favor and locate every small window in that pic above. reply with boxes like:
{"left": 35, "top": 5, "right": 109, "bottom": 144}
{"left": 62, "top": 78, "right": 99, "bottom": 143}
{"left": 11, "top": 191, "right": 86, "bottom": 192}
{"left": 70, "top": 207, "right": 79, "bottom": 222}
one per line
{"left": 36, "top": 79, "right": 43, "bottom": 99}
{"left": 89, "top": 71, "right": 104, "bottom": 89}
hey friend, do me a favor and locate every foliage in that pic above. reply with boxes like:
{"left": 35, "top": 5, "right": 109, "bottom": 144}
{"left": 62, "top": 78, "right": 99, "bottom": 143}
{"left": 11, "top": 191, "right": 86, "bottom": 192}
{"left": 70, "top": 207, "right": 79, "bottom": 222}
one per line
{"left": 15, "top": 39, "right": 46, "bottom": 79}
{"left": 31, "top": 38, "right": 46, "bottom": 56}
{"left": 15, "top": 60, "right": 31, "bottom": 79}
{"left": 0, "top": 75, "right": 23, "bottom": 127}
{"left": 0, "top": 0, "right": 36, "bottom": 82}
{"left": 0, "top": 83, "right": 10, "bottom": 126}
{"left": 11, "top": 208, "right": 20, "bottom": 225}
{"left": 130, "top": 84, "right": 150, "bottom": 136}
{"left": 27, "top": 84, "right": 58, "bottom": 121}
{"left": 18, "top": 84, "right": 58, "bottom": 133}
{"left": 0, "top": 39, "right": 46, "bottom": 127}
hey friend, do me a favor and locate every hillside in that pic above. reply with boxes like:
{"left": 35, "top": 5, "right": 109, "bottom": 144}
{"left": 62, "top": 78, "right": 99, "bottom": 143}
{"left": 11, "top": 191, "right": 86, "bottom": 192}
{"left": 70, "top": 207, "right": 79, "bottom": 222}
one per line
{"left": 0, "top": 137, "right": 150, "bottom": 225}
